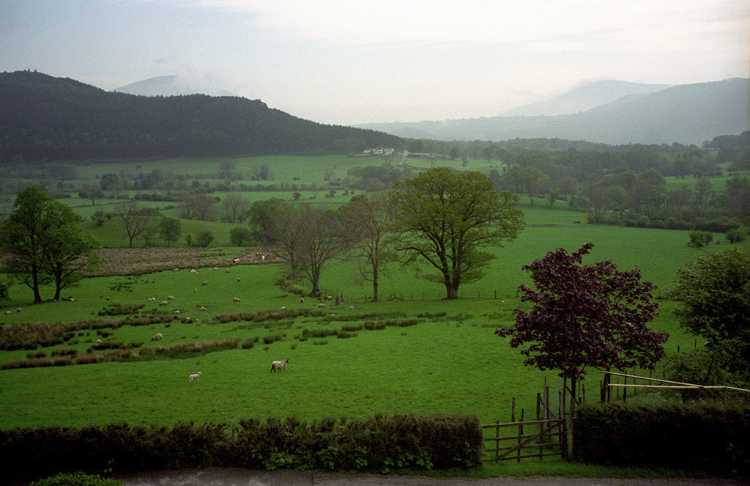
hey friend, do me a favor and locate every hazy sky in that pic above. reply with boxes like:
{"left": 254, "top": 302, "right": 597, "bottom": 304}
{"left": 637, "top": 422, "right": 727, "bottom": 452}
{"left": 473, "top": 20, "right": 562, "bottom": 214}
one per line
{"left": 1, "top": 0, "right": 748, "bottom": 124}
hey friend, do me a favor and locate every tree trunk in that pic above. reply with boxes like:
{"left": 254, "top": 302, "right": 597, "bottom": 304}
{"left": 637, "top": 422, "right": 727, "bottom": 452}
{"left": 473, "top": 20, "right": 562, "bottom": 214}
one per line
{"left": 31, "top": 264, "right": 42, "bottom": 304}
{"left": 445, "top": 283, "right": 459, "bottom": 300}
{"left": 53, "top": 273, "right": 62, "bottom": 302}
{"left": 569, "top": 374, "right": 578, "bottom": 457}
{"left": 372, "top": 265, "right": 379, "bottom": 302}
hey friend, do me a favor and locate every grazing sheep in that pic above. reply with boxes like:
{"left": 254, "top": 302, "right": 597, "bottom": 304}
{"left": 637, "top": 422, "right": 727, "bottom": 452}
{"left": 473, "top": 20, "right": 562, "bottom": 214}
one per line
{"left": 188, "top": 371, "right": 202, "bottom": 382}
{"left": 201, "top": 281, "right": 208, "bottom": 286}
{"left": 152, "top": 332, "right": 163, "bottom": 341}
{"left": 190, "top": 269, "right": 198, "bottom": 273}
{"left": 270, "top": 358, "right": 289, "bottom": 372}
{"left": 167, "top": 295, "right": 175, "bottom": 300}
{"left": 299, "top": 296, "right": 305, "bottom": 304}
{"left": 281, "top": 305, "right": 287, "bottom": 310}
{"left": 233, "top": 297, "right": 241, "bottom": 303}
{"left": 96, "top": 338, "right": 103, "bottom": 344}
{"left": 232, "top": 257, "right": 240, "bottom": 264}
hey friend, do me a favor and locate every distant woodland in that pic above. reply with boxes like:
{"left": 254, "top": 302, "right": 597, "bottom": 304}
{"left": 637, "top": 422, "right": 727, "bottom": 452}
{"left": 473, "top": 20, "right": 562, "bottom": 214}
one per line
{"left": 0, "top": 71, "right": 402, "bottom": 162}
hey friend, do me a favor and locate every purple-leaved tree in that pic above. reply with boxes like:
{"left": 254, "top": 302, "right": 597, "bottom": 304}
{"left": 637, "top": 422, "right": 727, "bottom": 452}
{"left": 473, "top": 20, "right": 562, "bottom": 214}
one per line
{"left": 497, "top": 243, "right": 667, "bottom": 417}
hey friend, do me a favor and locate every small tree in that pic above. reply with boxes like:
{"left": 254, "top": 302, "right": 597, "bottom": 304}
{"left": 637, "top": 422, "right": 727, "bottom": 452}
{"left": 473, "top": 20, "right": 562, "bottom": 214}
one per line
{"left": 158, "top": 217, "right": 181, "bottom": 246}
{"left": 115, "top": 202, "right": 157, "bottom": 248}
{"left": 195, "top": 230, "right": 214, "bottom": 248}
{"left": 339, "top": 194, "right": 393, "bottom": 302}
{"left": 221, "top": 194, "right": 250, "bottom": 223}
{"left": 688, "top": 230, "right": 713, "bottom": 247}
{"left": 297, "top": 206, "right": 345, "bottom": 296}
{"left": 218, "top": 160, "right": 236, "bottom": 180}
{"left": 726, "top": 227, "right": 746, "bottom": 244}
{"left": 497, "top": 243, "right": 666, "bottom": 429}
{"left": 230, "top": 226, "right": 253, "bottom": 246}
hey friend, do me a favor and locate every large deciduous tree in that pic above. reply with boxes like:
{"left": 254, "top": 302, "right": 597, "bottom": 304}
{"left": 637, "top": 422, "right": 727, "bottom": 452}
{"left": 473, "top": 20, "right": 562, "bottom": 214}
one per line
{"left": 339, "top": 194, "right": 393, "bottom": 302}
{"left": 673, "top": 248, "right": 750, "bottom": 369}
{"left": 297, "top": 206, "right": 346, "bottom": 296}
{"left": 390, "top": 168, "right": 524, "bottom": 299}
{"left": 0, "top": 186, "right": 53, "bottom": 303}
{"left": 40, "top": 203, "right": 96, "bottom": 301}
{"left": 497, "top": 243, "right": 666, "bottom": 412}
{"left": 0, "top": 186, "right": 94, "bottom": 303}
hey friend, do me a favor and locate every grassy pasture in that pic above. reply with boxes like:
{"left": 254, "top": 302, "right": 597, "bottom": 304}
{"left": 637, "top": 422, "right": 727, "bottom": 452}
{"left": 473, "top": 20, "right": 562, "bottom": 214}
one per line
{"left": 1, "top": 205, "right": 741, "bottom": 431}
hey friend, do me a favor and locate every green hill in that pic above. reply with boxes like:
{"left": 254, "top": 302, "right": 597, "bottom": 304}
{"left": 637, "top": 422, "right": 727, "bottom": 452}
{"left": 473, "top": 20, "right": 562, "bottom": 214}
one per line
{"left": 0, "top": 71, "right": 402, "bottom": 162}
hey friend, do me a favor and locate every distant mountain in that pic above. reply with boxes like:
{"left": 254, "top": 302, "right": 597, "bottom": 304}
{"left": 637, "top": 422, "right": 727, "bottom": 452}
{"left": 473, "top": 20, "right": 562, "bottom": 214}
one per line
{"left": 0, "top": 71, "right": 402, "bottom": 162}
{"left": 360, "top": 78, "right": 750, "bottom": 145}
{"left": 116, "top": 74, "right": 234, "bottom": 97}
{"left": 502, "top": 80, "right": 669, "bottom": 116}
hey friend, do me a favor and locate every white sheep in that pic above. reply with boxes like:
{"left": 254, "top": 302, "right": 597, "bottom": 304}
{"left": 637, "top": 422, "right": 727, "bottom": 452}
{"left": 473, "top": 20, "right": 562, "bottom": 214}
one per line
{"left": 233, "top": 297, "right": 241, "bottom": 303}
{"left": 152, "top": 332, "right": 163, "bottom": 341}
{"left": 188, "top": 371, "right": 202, "bottom": 382}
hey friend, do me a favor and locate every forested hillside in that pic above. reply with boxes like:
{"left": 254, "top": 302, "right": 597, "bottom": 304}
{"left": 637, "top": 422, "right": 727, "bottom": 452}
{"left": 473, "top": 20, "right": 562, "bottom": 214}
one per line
{"left": 0, "top": 71, "right": 402, "bottom": 162}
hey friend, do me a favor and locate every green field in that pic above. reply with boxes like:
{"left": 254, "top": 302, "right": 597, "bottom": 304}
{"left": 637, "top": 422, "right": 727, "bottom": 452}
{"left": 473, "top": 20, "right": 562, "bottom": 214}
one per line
{"left": 1, "top": 203, "right": 740, "bottom": 430}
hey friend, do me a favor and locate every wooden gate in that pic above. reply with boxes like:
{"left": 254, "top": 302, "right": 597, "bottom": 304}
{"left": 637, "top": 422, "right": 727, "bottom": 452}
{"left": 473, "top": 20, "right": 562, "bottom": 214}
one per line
{"left": 482, "top": 417, "right": 564, "bottom": 462}
{"left": 481, "top": 382, "right": 568, "bottom": 462}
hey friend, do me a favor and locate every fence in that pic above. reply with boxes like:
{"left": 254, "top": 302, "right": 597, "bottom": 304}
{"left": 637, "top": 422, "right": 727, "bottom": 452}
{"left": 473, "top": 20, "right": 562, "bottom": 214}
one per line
{"left": 481, "top": 380, "right": 567, "bottom": 462}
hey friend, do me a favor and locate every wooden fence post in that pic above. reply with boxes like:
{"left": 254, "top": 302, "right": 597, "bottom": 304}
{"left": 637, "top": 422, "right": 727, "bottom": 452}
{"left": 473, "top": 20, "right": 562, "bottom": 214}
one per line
{"left": 495, "top": 419, "right": 500, "bottom": 463}
{"left": 511, "top": 397, "right": 516, "bottom": 422}
{"left": 517, "top": 408, "right": 524, "bottom": 463}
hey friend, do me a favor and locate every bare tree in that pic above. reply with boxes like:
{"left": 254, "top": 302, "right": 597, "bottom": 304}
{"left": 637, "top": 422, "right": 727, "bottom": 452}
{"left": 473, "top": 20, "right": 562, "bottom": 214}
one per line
{"left": 218, "top": 160, "right": 236, "bottom": 180}
{"left": 221, "top": 194, "right": 251, "bottom": 223}
{"left": 269, "top": 203, "right": 346, "bottom": 295}
{"left": 116, "top": 202, "right": 158, "bottom": 248}
{"left": 339, "top": 194, "right": 392, "bottom": 302}
{"left": 181, "top": 193, "right": 217, "bottom": 221}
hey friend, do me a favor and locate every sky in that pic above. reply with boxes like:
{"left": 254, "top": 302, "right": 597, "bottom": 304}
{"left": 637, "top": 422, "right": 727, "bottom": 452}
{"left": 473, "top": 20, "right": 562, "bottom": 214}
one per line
{"left": 1, "top": 0, "right": 749, "bottom": 124}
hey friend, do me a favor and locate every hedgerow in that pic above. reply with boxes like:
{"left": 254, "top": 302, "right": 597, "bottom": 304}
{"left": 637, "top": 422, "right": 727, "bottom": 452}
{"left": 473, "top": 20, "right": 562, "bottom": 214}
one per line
{"left": 0, "top": 415, "right": 482, "bottom": 480}
{"left": 574, "top": 402, "right": 750, "bottom": 475}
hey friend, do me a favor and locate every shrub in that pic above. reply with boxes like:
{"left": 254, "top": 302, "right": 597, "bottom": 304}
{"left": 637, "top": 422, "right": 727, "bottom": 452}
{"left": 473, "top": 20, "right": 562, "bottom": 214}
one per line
{"left": 1, "top": 416, "right": 481, "bottom": 479}
{"left": 262, "top": 335, "right": 283, "bottom": 345}
{"left": 241, "top": 338, "right": 255, "bottom": 350}
{"left": 301, "top": 329, "right": 338, "bottom": 339}
{"left": 31, "top": 472, "right": 122, "bottom": 486}
{"left": 195, "top": 231, "right": 214, "bottom": 248}
{"left": 341, "top": 324, "right": 363, "bottom": 332}
{"left": 98, "top": 303, "right": 144, "bottom": 316}
{"left": 726, "top": 227, "right": 747, "bottom": 244}
{"left": 688, "top": 230, "right": 713, "bottom": 247}
{"left": 336, "top": 331, "right": 357, "bottom": 339}
{"left": 230, "top": 227, "right": 253, "bottom": 246}
{"left": 574, "top": 402, "right": 750, "bottom": 474}
{"left": 364, "top": 321, "right": 386, "bottom": 331}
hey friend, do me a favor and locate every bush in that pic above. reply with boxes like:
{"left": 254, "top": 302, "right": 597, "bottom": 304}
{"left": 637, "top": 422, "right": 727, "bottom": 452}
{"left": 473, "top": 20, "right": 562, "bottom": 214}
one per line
{"left": 0, "top": 416, "right": 481, "bottom": 479}
{"left": 726, "top": 227, "right": 747, "bottom": 244}
{"left": 574, "top": 402, "right": 750, "bottom": 474}
{"left": 0, "top": 281, "right": 9, "bottom": 301}
{"left": 31, "top": 472, "right": 122, "bottom": 486}
{"left": 230, "top": 226, "right": 253, "bottom": 246}
{"left": 98, "top": 303, "right": 144, "bottom": 316}
{"left": 195, "top": 231, "right": 214, "bottom": 248}
{"left": 688, "top": 230, "right": 714, "bottom": 247}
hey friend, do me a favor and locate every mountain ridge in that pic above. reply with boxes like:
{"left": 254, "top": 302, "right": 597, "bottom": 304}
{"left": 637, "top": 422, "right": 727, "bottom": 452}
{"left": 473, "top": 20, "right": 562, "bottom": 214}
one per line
{"left": 359, "top": 78, "right": 750, "bottom": 145}
{"left": 0, "top": 71, "right": 402, "bottom": 162}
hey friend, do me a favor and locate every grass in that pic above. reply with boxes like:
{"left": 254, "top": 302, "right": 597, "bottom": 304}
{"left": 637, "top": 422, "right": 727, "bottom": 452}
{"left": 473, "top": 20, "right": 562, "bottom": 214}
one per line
{"left": 1, "top": 204, "right": 742, "bottom": 431}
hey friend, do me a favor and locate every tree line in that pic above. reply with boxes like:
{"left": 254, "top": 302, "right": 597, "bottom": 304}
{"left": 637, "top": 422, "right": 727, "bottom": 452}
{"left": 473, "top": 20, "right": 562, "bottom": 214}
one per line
{"left": 249, "top": 168, "right": 524, "bottom": 300}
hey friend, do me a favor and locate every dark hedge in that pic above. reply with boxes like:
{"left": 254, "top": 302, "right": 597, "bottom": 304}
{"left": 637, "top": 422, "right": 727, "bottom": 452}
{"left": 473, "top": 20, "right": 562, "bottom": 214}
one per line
{"left": 574, "top": 402, "right": 750, "bottom": 475}
{"left": 0, "top": 415, "right": 482, "bottom": 480}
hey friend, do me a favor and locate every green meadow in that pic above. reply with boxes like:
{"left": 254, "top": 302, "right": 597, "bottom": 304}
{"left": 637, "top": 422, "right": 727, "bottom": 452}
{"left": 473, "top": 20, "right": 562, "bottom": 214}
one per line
{"left": 1, "top": 202, "right": 740, "bottom": 430}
